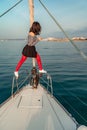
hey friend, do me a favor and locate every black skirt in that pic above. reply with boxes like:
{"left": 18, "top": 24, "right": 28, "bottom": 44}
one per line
{"left": 22, "top": 45, "right": 37, "bottom": 58}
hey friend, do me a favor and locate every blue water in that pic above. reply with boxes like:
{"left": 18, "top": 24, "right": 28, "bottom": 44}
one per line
{"left": 0, "top": 40, "right": 87, "bottom": 126}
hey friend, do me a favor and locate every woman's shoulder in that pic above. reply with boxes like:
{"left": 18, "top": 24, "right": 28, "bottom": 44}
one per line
{"left": 29, "top": 32, "right": 35, "bottom": 37}
{"left": 28, "top": 32, "right": 36, "bottom": 39}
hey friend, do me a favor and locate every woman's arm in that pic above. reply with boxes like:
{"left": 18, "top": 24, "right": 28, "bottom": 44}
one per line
{"left": 38, "top": 37, "right": 43, "bottom": 41}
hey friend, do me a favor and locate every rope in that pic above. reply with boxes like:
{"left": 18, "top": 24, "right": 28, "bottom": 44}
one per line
{"left": 0, "top": 0, "right": 23, "bottom": 18}
{"left": 17, "top": 74, "right": 30, "bottom": 89}
{"left": 55, "top": 81, "right": 87, "bottom": 123}
{"left": 57, "top": 81, "right": 87, "bottom": 106}
{"left": 38, "top": 0, "right": 87, "bottom": 61}
{"left": 59, "top": 96, "right": 87, "bottom": 123}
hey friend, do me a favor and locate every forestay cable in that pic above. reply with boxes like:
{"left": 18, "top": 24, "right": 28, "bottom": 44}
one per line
{"left": 39, "top": 0, "right": 87, "bottom": 61}
{"left": 60, "top": 96, "right": 87, "bottom": 123}
{"left": 0, "top": 0, "right": 23, "bottom": 18}
{"left": 55, "top": 80, "right": 87, "bottom": 123}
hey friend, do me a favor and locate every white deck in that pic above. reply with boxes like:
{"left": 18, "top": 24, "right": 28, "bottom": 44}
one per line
{"left": 0, "top": 84, "right": 77, "bottom": 130}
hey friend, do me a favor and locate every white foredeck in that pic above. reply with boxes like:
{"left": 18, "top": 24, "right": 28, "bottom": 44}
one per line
{"left": 0, "top": 84, "right": 77, "bottom": 130}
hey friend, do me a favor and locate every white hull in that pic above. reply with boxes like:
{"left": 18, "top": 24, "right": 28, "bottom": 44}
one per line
{"left": 0, "top": 84, "right": 78, "bottom": 130}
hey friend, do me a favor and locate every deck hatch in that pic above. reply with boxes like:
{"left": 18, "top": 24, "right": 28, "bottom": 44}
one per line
{"left": 18, "top": 95, "right": 42, "bottom": 108}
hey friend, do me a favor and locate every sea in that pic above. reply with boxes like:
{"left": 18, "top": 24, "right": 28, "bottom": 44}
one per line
{"left": 0, "top": 40, "right": 87, "bottom": 126}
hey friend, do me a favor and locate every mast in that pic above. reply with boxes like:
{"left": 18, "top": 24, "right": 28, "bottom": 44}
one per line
{"left": 28, "top": 0, "right": 36, "bottom": 67}
{"left": 28, "top": 0, "right": 34, "bottom": 26}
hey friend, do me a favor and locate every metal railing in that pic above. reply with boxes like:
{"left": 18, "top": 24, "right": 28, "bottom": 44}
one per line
{"left": 40, "top": 73, "right": 53, "bottom": 96}
{"left": 11, "top": 70, "right": 31, "bottom": 96}
{"left": 11, "top": 68, "right": 53, "bottom": 97}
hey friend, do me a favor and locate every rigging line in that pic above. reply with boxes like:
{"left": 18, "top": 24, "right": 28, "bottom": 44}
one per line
{"left": 16, "top": 74, "right": 30, "bottom": 89}
{"left": 12, "top": 74, "right": 30, "bottom": 96}
{"left": 0, "top": 0, "right": 23, "bottom": 18}
{"left": 59, "top": 96, "right": 87, "bottom": 123}
{"left": 12, "top": 73, "right": 30, "bottom": 95}
{"left": 57, "top": 81, "right": 87, "bottom": 106}
{"left": 38, "top": 0, "right": 87, "bottom": 61}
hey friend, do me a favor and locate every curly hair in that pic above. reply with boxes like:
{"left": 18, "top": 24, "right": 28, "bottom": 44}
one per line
{"left": 29, "top": 21, "right": 41, "bottom": 35}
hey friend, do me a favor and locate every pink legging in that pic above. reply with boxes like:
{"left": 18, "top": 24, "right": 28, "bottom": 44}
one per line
{"left": 15, "top": 53, "right": 43, "bottom": 71}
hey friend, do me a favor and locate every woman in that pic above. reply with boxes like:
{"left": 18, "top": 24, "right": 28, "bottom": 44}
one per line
{"left": 14, "top": 21, "right": 47, "bottom": 79}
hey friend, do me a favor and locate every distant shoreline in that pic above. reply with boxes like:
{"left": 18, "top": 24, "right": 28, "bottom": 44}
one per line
{"left": 0, "top": 37, "right": 87, "bottom": 42}
{"left": 42, "top": 37, "right": 87, "bottom": 42}
{"left": 53, "top": 38, "right": 87, "bottom": 42}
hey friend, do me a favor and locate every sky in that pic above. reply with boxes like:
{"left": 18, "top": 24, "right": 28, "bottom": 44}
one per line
{"left": 0, "top": 0, "right": 87, "bottom": 39}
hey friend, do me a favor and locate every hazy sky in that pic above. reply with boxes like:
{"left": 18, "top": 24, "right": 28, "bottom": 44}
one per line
{"left": 0, "top": 0, "right": 87, "bottom": 39}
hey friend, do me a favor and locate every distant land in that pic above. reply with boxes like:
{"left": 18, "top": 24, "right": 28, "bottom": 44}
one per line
{"left": 43, "top": 36, "right": 87, "bottom": 42}
{"left": 0, "top": 37, "right": 87, "bottom": 42}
